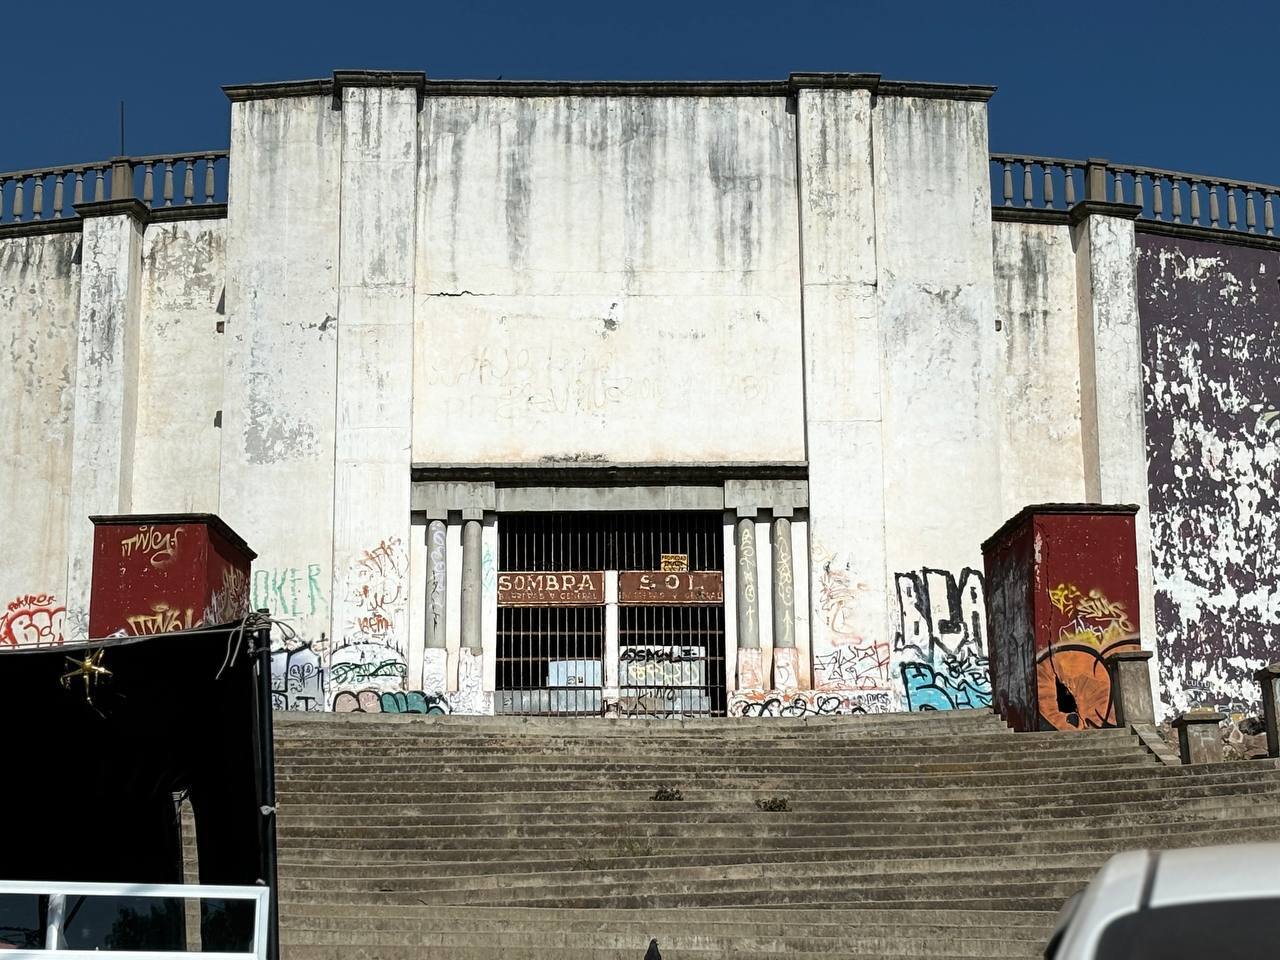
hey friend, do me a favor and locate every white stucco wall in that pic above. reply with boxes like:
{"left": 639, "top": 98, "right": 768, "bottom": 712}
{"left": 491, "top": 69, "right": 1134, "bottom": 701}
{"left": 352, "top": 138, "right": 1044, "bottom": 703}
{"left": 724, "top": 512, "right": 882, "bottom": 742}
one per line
{"left": 992, "top": 220, "right": 1087, "bottom": 516}
{"left": 220, "top": 95, "right": 342, "bottom": 664}
{"left": 0, "top": 233, "right": 79, "bottom": 644}
{"left": 132, "top": 219, "right": 225, "bottom": 513}
{"left": 413, "top": 95, "right": 805, "bottom": 464}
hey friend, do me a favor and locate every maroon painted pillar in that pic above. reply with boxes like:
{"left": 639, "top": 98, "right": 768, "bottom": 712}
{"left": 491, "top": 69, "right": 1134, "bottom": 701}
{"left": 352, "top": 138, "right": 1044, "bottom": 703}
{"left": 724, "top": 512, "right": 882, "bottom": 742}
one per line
{"left": 982, "top": 504, "right": 1143, "bottom": 732}
{"left": 89, "top": 514, "right": 256, "bottom": 639}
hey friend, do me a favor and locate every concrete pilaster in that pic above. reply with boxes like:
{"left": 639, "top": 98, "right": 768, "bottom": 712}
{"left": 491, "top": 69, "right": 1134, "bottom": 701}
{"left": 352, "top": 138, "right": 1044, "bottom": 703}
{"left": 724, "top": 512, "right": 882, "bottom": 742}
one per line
{"left": 1172, "top": 709, "right": 1225, "bottom": 765}
{"left": 735, "top": 514, "right": 762, "bottom": 688}
{"left": 771, "top": 513, "right": 799, "bottom": 691}
{"left": 460, "top": 514, "right": 483, "bottom": 653}
{"left": 63, "top": 202, "right": 147, "bottom": 641}
{"left": 421, "top": 517, "right": 448, "bottom": 692}
{"left": 328, "top": 81, "right": 419, "bottom": 704}
{"left": 1256, "top": 663, "right": 1280, "bottom": 759}
{"left": 1072, "top": 203, "right": 1160, "bottom": 718}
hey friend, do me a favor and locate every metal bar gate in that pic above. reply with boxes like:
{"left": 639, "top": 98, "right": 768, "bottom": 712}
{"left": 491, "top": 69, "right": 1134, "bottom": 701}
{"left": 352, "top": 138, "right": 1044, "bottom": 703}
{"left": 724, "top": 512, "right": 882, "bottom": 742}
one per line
{"left": 496, "top": 512, "right": 725, "bottom": 716}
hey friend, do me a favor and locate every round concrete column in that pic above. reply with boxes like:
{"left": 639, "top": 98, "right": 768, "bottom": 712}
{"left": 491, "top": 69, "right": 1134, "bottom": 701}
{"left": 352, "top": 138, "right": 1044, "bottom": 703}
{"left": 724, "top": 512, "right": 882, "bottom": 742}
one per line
{"left": 460, "top": 515, "right": 483, "bottom": 653}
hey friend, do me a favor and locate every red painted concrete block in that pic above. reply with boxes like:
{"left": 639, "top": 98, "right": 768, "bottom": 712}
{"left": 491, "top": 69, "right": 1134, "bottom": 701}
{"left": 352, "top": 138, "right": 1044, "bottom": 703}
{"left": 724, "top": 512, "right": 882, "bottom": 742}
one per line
{"left": 88, "top": 514, "right": 256, "bottom": 640}
{"left": 983, "top": 504, "right": 1142, "bottom": 732}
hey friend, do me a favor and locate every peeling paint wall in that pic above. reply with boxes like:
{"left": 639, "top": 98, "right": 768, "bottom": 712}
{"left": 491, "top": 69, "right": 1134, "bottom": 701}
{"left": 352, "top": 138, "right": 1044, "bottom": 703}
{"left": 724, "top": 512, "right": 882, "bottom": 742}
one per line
{"left": 413, "top": 96, "right": 804, "bottom": 464}
{"left": 133, "top": 219, "right": 225, "bottom": 513}
{"left": 0, "top": 233, "right": 79, "bottom": 645}
{"left": 1138, "top": 233, "right": 1280, "bottom": 715}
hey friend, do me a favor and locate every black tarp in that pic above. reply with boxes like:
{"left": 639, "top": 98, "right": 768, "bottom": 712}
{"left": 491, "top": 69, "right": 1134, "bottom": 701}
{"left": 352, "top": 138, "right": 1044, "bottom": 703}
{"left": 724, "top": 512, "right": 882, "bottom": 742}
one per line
{"left": 0, "top": 623, "right": 276, "bottom": 953}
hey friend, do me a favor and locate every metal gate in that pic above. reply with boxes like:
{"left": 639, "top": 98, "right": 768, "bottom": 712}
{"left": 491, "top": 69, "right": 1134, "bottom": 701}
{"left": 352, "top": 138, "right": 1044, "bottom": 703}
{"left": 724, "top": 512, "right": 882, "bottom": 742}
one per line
{"left": 496, "top": 512, "right": 725, "bottom": 716}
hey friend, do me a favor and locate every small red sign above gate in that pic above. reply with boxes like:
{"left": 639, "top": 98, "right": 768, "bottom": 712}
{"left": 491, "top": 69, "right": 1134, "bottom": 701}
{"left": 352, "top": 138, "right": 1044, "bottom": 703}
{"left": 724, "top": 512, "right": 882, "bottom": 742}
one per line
{"left": 619, "top": 571, "right": 724, "bottom": 605}
{"left": 497, "top": 571, "right": 605, "bottom": 607}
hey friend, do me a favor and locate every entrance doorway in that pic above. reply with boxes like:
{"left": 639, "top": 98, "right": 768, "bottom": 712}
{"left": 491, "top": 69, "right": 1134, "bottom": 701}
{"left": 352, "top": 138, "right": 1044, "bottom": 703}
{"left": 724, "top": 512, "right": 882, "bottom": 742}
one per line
{"left": 495, "top": 511, "right": 726, "bottom": 716}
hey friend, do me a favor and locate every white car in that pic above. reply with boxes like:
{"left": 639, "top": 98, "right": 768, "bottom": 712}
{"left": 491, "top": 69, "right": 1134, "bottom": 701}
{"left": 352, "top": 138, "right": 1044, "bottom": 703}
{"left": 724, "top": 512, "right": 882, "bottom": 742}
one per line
{"left": 1046, "top": 842, "right": 1279, "bottom": 959}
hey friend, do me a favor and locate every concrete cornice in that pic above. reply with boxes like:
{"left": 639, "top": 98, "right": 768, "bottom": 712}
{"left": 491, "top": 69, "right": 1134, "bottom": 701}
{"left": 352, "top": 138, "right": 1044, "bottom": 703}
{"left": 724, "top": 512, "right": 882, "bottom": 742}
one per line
{"left": 74, "top": 198, "right": 151, "bottom": 224}
{"left": 0, "top": 218, "right": 83, "bottom": 239}
{"left": 991, "top": 206, "right": 1072, "bottom": 227}
{"left": 411, "top": 461, "right": 809, "bottom": 485}
{"left": 876, "top": 80, "right": 997, "bottom": 102}
{"left": 223, "top": 78, "right": 334, "bottom": 102}
{"left": 332, "top": 69, "right": 428, "bottom": 93}
{"left": 222, "top": 71, "right": 995, "bottom": 102}
{"left": 1137, "top": 219, "right": 1280, "bottom": 253}
{"left": 1068, "top": 200, "right": 1144, "bottom": 226}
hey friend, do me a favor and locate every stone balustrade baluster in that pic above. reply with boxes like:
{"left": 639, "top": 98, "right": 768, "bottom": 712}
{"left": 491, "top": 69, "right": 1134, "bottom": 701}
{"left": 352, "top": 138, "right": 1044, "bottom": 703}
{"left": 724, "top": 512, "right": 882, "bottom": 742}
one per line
{"left": 13, "top": 179, "right": 24, "bottom": 221}
{"left": 1063, "top": 164, "right": 1076, "bottom": 205}
{"left": 93, "top": 167, "right": 105, "bottom": 202}
{"left": 1022, "top": 163, "right": 1033, "bottom": 207}
{"left": 1171, "top": 180, "right": 1183, "bottom": 223}
{"left": 163, "top": 161, "right": 174, "bottom": 206}
{"left": 1112, "top": 168, "right": 1125, "bottom": 203}
{"left": 0, "top": 179, "right": 7, "bottom": 221}
{"left": 1264, "top": 194, "right": 1275, "bottom": 236}
{"left": 1132, "top": 172, "right": 1144, "bottom": 211}
{"left": 1189, "top": 181, "right": 1201, "bottom": 225}
{"left": 1001, "top": 160, "right": 1013, "bottom": 206}
{"left": 142, "top": 163, "right": 154, "bottom": 205}
{"left": 1246, "top": 192, "right": 1257, "bottom": 233}
{"left": 52, "top": 174, "right": 64, "bottom": 219}
{"left": 31, "top": 177, "right": 43, "bottom": 221}
{"left": 183, "top": 158, "right": 195, "bottom": 205}
{"left": 1227, "top": 188, "right": 1239, "bottom": 230}
{"left": 1043, "top": 164, "right": 1054, "bottom": 207}
{"left": 1152, "top": 178, "right": 1163, "bottom": 220}
{"left": 204, "top": 156, "right": 216, "bottom": 203}
{"left": 1208, "top": 185, "right": 1220, "bottom": 227}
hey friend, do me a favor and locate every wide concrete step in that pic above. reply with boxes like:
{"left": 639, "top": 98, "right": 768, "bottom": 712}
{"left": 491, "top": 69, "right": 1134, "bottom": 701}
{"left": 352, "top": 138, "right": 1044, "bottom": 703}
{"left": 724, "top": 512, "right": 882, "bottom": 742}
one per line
{"left": 280, "top": 947, "right": 1041, "bottom": 960}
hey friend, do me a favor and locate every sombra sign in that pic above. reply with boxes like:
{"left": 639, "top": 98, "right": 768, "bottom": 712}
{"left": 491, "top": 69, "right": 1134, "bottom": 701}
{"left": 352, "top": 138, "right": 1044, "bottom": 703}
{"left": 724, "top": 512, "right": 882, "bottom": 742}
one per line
{"left": 497, "top": 571, "right": 605, "bottom": 606}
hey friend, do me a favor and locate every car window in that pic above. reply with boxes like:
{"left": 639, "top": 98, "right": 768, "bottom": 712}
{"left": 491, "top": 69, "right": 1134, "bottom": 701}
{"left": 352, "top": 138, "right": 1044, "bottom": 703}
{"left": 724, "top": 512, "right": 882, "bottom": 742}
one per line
{"left": 1095, "top": 899, "right": 1279, "bottom": 959}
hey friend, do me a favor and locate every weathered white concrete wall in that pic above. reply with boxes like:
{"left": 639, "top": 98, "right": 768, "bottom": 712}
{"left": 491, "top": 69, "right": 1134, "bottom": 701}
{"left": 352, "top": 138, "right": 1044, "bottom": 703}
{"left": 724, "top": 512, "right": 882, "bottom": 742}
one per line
{"left": 64, "top": 212, "right": 146, "bottom": 642}
{"left": 871, "top": 95, "right": 1002, "bottom": 713}
{"left": 329, "top": 85, "right": 418, "bottom": 709}
{"left": 0, "top": 233, "right": 79, "bottom": 646}
{"left": 992, "top": 220, "right": 1087, "bottom": 516}
{"left": 1075, "top": 212, "right": 1160, "bottom": 714}
{"left": 132, "top": 219, "right": 225, "bottom": 513}
{"left": 220, "top": 95, "right": 342, "bottom": 709}
{"left": 795, "top": 87, "right": 893, "bottom": 713}
{"left": 413, "top": 95, "right": 804, "bottom": 464}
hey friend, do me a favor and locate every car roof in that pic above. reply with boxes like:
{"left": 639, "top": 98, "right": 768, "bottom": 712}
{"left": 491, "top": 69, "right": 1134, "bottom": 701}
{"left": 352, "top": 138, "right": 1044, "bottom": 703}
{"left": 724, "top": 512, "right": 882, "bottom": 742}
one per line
{"left": 1149, "top": 842, "right": 1280, "bottom": 907}
{"left": 1050, "top": 842, "right": 1280, "bottom": 960}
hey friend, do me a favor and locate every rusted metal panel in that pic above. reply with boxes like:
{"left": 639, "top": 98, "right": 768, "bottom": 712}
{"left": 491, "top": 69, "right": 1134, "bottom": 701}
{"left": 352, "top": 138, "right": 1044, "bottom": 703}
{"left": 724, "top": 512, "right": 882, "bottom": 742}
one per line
{"left": 619, "top": 571, "right": 724, "bottom": 605}
{"left": 496, "top": 571, "right": 605, "bottom": 607}
{"left": 983, "top": 504, "right": 1141, "bottom": 731}
{"left": 88, "top": 513, "right": 256, "bottom": 639}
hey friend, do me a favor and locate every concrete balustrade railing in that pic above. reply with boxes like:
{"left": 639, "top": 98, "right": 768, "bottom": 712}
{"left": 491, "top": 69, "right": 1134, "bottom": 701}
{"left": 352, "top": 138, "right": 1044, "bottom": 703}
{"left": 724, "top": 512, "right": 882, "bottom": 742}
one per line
{"left": 992, "top": 153, "right": 1279, "bottom": 237}
{"left": 0, "top": 151, "right": 227, "bottom": 224}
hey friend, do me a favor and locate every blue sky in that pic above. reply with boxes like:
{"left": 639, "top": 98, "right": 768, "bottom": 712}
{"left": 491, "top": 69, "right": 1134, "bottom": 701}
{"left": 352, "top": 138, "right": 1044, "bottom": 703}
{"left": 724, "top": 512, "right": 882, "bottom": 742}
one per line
{"left": 3, "top": 0, "right": 1277, "bottom": 185}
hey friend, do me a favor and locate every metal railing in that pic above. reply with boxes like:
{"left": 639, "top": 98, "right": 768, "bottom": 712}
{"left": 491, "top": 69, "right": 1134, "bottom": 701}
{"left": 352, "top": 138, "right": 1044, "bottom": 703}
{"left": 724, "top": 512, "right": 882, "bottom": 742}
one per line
{"left": 0, "top": 153, "right": 228, "bottom": 225}
{"left": 0, "top": 880, "right": 269, "bottom": 958}
{"left": 991, "top": 154, "right": 1279, "bottom": 237}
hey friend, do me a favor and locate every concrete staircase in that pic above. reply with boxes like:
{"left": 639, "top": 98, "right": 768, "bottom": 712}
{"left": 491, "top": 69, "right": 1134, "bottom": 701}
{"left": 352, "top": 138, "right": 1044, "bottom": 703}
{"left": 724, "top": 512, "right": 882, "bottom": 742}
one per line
{"left": 272, "top": 710, "right": 1280, "bottom": 959}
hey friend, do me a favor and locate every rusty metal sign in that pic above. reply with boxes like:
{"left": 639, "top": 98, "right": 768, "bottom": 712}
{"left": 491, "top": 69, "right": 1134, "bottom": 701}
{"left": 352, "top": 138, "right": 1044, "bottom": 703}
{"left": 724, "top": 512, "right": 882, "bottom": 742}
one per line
{"left": 619, "top": 571, "right": 724, "bottom": 605}
{"left": 660, "top": 553, "right": 689, "bottom": 572}
{"left": 497, "top": 571, "right": 605, "bottom": 607}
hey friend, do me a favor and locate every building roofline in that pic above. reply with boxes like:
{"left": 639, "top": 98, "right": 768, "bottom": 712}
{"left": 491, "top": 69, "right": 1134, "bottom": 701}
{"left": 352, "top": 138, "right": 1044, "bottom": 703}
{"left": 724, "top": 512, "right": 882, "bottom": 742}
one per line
{"left": 224, "top": 70, "right": 994, "bottom": 103}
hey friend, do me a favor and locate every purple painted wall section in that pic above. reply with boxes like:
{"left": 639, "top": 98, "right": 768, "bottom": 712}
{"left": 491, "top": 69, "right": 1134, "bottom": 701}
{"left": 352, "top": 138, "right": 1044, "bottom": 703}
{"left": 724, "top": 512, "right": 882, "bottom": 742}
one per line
{"left": 1137, "top": 233, "right": 1280, "bottom": 715}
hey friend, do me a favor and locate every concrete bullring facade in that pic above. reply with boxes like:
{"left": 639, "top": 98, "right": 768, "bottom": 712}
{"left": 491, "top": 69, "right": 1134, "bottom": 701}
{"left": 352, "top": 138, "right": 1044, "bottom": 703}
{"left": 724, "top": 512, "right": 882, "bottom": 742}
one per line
{"left": 2, "top": 70, "right": 1277, "bottom": 725}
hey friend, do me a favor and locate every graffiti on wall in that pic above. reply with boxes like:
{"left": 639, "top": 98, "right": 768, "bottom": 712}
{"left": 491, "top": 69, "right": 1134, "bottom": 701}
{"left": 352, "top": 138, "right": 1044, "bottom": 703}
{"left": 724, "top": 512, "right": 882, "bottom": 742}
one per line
{"left": 1138, "top": 236, "right": 1280, "bottom": 715}
{"left": 1037, "top": 582, "right": 1139, "bottom": 730}
{"left": 812, "top": 547, "right": 890, "bottom": 694}
{"left": 252, "top": 563, "right": 328, "bottom": 620}
{"left": 329, "top": 536, "right": 410, "bottom": 706}
{"left": 893, "top": 568, "right": 991, "bottom": 712}
{"left": 1, "top": 593, "right": 67, "bottom": 647}
{"left": 203, "top": 566, "right": 249, "bottom": 626}
{"left": 271, "top": 641, "right": 326, "bottom": 712}
{"left": 729, "top": 690, "right": 891, "bottom": 717}
{"left": 333, "top": 689, "right": 452, "bottom": 714}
